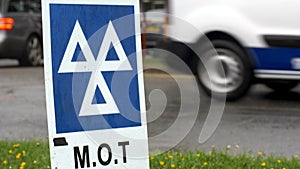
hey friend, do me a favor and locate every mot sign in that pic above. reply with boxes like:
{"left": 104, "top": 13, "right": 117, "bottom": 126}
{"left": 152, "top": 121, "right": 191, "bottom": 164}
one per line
{"left": 42, "top": 0, "right": 149, "bottom": 168}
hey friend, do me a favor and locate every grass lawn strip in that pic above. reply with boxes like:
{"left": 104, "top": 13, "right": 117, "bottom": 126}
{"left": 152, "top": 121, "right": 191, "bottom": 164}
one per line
{"left": 0, "top": 141, "right": 299, "bottom": 169}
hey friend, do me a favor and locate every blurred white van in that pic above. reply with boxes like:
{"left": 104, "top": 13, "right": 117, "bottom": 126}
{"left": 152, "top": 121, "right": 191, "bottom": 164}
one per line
{"left": 162, "top": 0, "right": 300, "bottom": 100}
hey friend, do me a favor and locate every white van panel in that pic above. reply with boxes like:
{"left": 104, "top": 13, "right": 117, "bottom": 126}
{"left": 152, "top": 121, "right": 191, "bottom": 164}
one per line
{"left": 169, "top": 0, "right": 300, "bottom": 47}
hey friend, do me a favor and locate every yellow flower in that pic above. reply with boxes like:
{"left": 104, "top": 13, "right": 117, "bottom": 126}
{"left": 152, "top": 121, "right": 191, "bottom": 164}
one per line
{"left": 13, "top": 144, "right": 20, "bottom": 148}
{"left": 261, "top": 162, "right": 266, "bottom": 167}
{"left": 22, "top": 150, "right": 26, "bottom": 156}
{"left": 168, "top": 155, "right": 174, "bottom": 159}
{"left": 20, "top": 162, "right": 26, "bottom": 167}
{"left": 150, "top": 156, "right": 154, "bottom": 160}
{"left": 196, "top": 153, "right": 201, "bottom": 158}
{"left": 171, "top": 164, "right": 175, "bottom": 168}
{"left": 295, "top": 154, "right": 299, "bottom": 158}
{"left": 16, "top": 153, "right": 21, "bottom": 159}
{"left": 277, "top": 160, "right": 281, "bottom": 163}
{"left": 159, "top": 161, "right": 165, "bottom": 166}
{"left": 257, "top": 151, "right": 263, "bottom": 156}
{"left": 203, "top": 162, "right": 208, "bottom": 166}
{"left": 282, "top": 168, "right": 286, "bottom": 169}
{"left": 8, "top": 150, "right": 13, "bottom": 154}
{"left": 2, "top": 160, "right": 8, "bottom": 165}
{"left": 181, "top": 157, "right": 185, "bottom": 161}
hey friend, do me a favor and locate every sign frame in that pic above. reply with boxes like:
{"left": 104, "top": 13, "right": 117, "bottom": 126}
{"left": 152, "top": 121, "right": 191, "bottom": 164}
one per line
{"left": 42, "top": 0, "right": 149, "bottom": 168}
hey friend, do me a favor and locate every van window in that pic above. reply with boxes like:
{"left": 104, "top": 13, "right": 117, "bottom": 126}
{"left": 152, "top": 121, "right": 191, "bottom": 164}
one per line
{"left": 8, "top": 0, "right": 28, "bottom": 12}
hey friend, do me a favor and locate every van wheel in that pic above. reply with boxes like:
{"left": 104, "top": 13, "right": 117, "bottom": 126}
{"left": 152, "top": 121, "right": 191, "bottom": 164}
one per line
{"left": 265, "top": 81, "right": 298, "bottom": 92}
{"left": 197, "top": 39, "right": 253, "bottom": 101}
{"left": 19, "top": 35, "right": 43, "bottom": 66}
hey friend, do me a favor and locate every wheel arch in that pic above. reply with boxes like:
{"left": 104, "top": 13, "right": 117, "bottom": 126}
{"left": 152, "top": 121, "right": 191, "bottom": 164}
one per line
{"left": 194, "top": 31, "right": 255, "bottom": 100}
{"left": 189, "top": 31, "right": 255, "bottom": 74}
{"left": 23, "top": 32, "right": 43, "bottom": 55}
{"left": 204, "top": 31, "right": 256, "bottom": 70}
{"left": 27, "top": 32, "right": 42, "bottom": 46}
{"left": 19, "top": 32, "right": 43, "bottom": 66}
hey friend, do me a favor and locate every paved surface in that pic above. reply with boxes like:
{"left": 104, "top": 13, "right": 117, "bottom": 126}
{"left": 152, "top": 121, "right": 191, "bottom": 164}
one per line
{"left": 145, "top": 71, "right": 300, "bottom": 157}
{"left": 1, "top": 59, "right": 300, "bottom": 157}
{"left": 0, "top": 63, "right": 47, "bottom": 140}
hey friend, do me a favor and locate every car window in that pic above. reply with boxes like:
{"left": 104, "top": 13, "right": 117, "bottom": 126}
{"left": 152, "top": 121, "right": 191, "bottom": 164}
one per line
{"left": 7, "top": 0, "right": 29, "bottom": 13}
{"left": 29, "top": 0, "right": 41, "bottom": 13}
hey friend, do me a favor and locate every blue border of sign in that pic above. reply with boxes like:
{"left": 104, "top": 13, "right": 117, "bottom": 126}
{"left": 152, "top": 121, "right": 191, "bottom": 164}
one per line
{"left": 50, "top": 4, "right": 142, "bottom": 133}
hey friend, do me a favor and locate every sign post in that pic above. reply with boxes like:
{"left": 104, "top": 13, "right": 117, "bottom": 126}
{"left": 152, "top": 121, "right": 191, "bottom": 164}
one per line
{"left": 42, "top": 0, "right": 149, "bottom": 168}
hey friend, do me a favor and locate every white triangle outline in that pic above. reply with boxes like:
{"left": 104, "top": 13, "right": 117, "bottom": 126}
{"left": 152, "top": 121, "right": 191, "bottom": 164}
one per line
{"left": 97, "top": 21, "right": 132, "bottom": 71}
{"left": 58, "top": 20, "right": 96, "bottom": 73}
{"left": 58, "top": 20, "right": 133, "bottom": 116}
{"left": 80, "top": 70, "right": 120, "bottom": 116}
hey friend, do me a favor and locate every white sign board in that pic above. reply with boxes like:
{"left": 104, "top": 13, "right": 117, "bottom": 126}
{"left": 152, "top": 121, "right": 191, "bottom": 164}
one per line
{"left": 42, "top": 0, "right": 149, "bottom": 168}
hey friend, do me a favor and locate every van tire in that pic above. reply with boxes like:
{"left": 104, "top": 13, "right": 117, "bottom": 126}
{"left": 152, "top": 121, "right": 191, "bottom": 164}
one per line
{"left": 196, "top": 39, "right": 253, "bottom": 101}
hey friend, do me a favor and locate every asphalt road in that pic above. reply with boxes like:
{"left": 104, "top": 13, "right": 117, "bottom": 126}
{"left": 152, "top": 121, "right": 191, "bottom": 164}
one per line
{"left": 145, "top": 70, "right": 300, "bottom": 157}
{"left": 1, "top": 59, "right": 300, "bottom": 157}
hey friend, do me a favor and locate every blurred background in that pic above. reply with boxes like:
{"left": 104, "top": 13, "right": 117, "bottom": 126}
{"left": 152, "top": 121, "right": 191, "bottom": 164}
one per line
{"left": 1, "top": 0, "right": 300, "bottom": 158}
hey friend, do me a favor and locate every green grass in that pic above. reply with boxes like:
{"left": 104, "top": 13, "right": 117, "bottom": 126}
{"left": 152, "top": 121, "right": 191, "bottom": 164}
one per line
{"left": 0, "top": 141, "right": 299, "bottom": 169}
{"left": 0, "top": 140, "right": 50, "bottom": 169}
{"left": 150, "top": 150, "right": 300, "bottom": 169}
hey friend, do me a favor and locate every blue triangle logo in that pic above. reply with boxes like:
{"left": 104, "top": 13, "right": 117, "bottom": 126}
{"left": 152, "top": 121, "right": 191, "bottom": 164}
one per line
{"left": 105, "top": 43, "right": 120, "bottom": 61}
{"left": 71, "top": 43, "right": 87, "bottom": 62}
{"left": 92, "top": 86, "right": 106, "bottom": 104}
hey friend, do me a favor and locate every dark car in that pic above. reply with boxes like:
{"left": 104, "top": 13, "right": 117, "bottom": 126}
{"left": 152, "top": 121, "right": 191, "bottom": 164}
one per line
{"left": 0, "top": 0, "right": 42, "bottom": 66}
